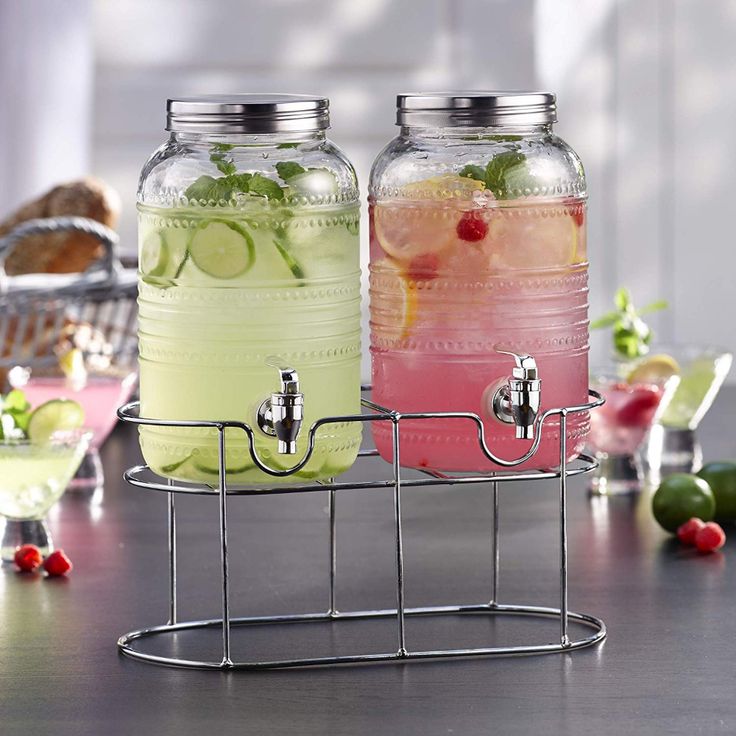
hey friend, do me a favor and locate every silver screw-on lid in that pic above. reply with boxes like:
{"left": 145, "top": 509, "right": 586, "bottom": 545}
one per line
{"left": 166, "top": 94, "right": 330, "bottom": 134}
{"left": 396, "top": 91, "right": 556, "bottom": 127}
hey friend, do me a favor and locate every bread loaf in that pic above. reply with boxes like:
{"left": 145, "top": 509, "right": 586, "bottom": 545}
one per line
{"left": 0, "top": 177, "right": 121, "bottom": 275}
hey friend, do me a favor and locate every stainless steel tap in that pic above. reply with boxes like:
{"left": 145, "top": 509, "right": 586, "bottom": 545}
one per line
{"left": 489, "top": 349, "right": 542, "bottom": 440}
{"left": 256, "top": 361, "right": 304, "bottom": 454}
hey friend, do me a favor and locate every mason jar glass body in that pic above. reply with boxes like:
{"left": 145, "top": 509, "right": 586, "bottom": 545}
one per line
{"left": 369, "top": 98, "right": 589, "bottom": 471}
{"left": 137, "top": 111, "right": 361, "bottom": 484}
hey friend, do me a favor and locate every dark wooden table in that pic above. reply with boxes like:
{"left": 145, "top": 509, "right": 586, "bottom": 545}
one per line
{"left": 2, "top": 389, "right": 735, "bottom": 736}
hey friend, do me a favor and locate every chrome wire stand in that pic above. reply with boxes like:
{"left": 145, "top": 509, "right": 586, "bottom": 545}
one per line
{"left": 117, "top": 388, "right": 606, "bottom": 670}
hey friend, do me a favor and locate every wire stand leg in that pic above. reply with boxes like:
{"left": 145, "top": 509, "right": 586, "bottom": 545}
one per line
{"left": 218, "top": 428, "right": 232, "bottom": 667}
{"left": 559, "top": 410, "right": 570, "bottom": 648}
{"left": 391, "top": 417, "right": 407, "bottom": 656}
{"left": 489, "top": 479, "right": 499, "bottom": 607}
{"left": 328, "top": 484, "right": 337, "bottom": 616}
{"left": 167, "top": 479, "right": 177, "bottom": 626}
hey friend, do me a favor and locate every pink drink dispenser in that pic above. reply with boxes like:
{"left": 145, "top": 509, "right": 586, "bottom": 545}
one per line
{"left": 369, "top": 92, "right": 589, "bottom": 471}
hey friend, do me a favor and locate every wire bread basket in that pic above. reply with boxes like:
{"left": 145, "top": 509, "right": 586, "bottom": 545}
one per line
{"left": 0, "top": 216, "right": 138, "bottom": 380}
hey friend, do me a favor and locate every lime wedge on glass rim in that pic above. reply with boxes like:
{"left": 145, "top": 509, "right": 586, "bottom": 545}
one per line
{"left": 27, "top": 399, "right": 85, "bottom": 442}
{"left": 188, "top": 219, "right": 255, "bottom": 279}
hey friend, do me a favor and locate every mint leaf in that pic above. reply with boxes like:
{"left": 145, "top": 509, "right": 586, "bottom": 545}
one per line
{"left": 248, "top": 174, "right": 284, "bottom": 200}
{"left": 459, "top": 165, "right": 486, "bottom": 182}
{"left": 276, "top": 161, "right": 307, "bottom": 181}
{"left": 227, "top": 173, "right": 253, "bottom": 192}
{"left": 484, "top": 150, "right": 531, "bottom": 199}
{"left": 614, "top": 287, "right": 632, "bottom": 312}
{"left": 210, "top": 143, "right": 237, "bottom": 176}
{"left": 185, "top": 175, "right": 234, "bottom": 202}
{"left": 277, "top": 142, "right": 300, "bottom": 149}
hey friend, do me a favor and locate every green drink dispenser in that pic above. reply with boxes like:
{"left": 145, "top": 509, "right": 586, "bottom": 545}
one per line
{"left": 136, "top": 95, "right": 361, "bottom": 483}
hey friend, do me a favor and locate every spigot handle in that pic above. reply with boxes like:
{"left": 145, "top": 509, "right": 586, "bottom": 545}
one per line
{"left": 265, "top": 356, "right": 300, "bottom": 395}
{"left": 494, "top": 348, "right": 538, "bottom": 380}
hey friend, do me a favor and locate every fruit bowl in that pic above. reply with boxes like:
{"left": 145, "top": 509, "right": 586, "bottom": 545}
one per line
{"left": 587, "top": 369, "right": 679, "bottom": 495}
{"left": 640, "top": 344, "right": 733, "bottom": 479}
{"left": 0, "top": 430, "right": 91, "bottom": 561}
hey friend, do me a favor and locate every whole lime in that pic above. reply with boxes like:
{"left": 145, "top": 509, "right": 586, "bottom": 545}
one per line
{"left": 698, "top": 462, "right": 736, "bottom": 523}
{"left": 652, "top": 473, "right": 715, "bottom": 533}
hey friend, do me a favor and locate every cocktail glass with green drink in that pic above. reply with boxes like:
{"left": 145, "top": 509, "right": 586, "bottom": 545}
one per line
{"left": 0, "top": 390, "right": 89, "bottom": 560}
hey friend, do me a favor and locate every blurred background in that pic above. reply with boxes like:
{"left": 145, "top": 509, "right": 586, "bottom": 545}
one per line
{"left": 0, "top": 0, "right": 734, "bottom": 375}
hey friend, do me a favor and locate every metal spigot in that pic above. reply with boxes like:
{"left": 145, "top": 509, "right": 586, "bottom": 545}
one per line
{"left": 490, "top": 349, "right": 542, "bottom": 440}
{"left": 256, "top": 361, "right": 304, "bottom": 454}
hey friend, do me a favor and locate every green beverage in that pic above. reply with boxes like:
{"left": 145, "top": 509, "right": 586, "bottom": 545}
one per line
{"left": 136, "top": 95, "right": 361, "bottom": 484}
{"left": 0, "top": 438, "right": 88, "bottom": 519}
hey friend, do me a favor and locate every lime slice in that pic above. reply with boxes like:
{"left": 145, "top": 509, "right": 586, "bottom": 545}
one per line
{"left": 27, "top": 399, "right": 85, "bottom": 442}
{"left": 140, "top": 231, "right": 169, "bottom": 277}
{"left": 193, "top": 460, "right": 254, "bottom": 477}
{"left": 188, "top": 220, "right": 255, "bottom": 279}
{"left": 627, "top": 354, "right": 680, "bottom": 384}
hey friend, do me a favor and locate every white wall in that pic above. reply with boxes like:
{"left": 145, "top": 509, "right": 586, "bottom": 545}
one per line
{"left": 0, "top": 0, "right": 93, "bottom": 213}
{"left": 90, "top": 0, "right": 736, "bottom": 375}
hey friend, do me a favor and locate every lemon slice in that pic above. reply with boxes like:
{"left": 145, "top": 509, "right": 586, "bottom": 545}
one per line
{"left": 488, "top": 207, "right": 578, "bottom": 270}
{"left": 627, "top": 354, "right": 681, "bottom": 384}
{"left": 374, "top": 204, "right": 458, "bottom": 263}
{"left": 374, "top": 175, "right": 487, "bottom": 263}
{"left": 189, "top": 219, "right": 255, "bottom": 279}
{"left": 27, "top": 399, "right": 85, "bottom": 442}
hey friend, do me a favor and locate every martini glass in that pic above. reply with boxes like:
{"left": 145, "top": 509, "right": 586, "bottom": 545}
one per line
{"left": 642, "top": 344, "right": 732, "bottom": 483}
{"left": 0, "top": 430, "right": 91, "bottom": 561}
{"left": 17, "top": 367, "right": 137, "bottom": 493}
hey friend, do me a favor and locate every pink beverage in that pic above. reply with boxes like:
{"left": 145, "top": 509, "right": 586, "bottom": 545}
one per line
{"left": 588, "top": 380, "right": 666, "bottom": 456}
{"left": 23, "top": 373, "right": 137, "bottom": 449}
{"left": 369, "top": 92, "right": 589, "bottom": 471}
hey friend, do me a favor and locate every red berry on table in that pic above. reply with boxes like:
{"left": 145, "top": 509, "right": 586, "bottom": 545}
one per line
{"left": 677, "top": 517, "right": 706, "bottom": 546}
{"left": 456, "top": 211, "right": 488, "bottom": 242}
{"left": 43, "top": 549, "right": 73, "bottom": 577}
{"left": 694, "top": 522, "right": 726, "bottom": 554}
{"left": 14, "top": 544, "right": 43, "bottom": 573}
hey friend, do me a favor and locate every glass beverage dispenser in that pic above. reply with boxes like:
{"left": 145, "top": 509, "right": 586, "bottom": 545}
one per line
{"left": 137, "top": 95, "right": 362, "bottom": 483}
{"left": 369, "top": 92, "right": 589, "bottom": 470}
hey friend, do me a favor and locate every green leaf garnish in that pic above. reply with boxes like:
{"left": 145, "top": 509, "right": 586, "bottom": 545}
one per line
{"left": 248, "top": 174, "right": 285, "bottom": 200}
{"left": 592, "top": 287, "right": 669, "bottom": 359}
{"left": 458, "top": 165, "right": 485, "bottom": 182}
{"left": 484, "top": 150, "right": 529, "bottom": 199}
{"left": 0, "top": 389, "right": 31, "bottom": 440}
{"left": 459, "top": 149, "right": 536, "bottom": 199}
{"left": 184, "top": 175, "right": 233, "bottom": 202}
{"left": 277, "top": 142, "right": 300, "bottom": 149}
{"left": 276, "top": 161, "right": 307, "bottom": 181}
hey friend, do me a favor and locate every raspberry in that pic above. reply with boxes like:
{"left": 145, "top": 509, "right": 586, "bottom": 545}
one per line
{"left": 565, "top": 198, "right": 585, "bottom": 227}
{"left": 456, "top": 211, "right": 488, "bottom": 242}
{"left": 43, "top": 549, "right": 73, "bottom": 577}
{"left": 616, "top": 386, "right": 661, "bottom": 428}
{"left": 14, "top": 544, "right": 43, "bottom": 573}
{"left": 406, "top": 252, "right": 440, "bottom": 281}
{"left": 694, "top": 522, "right": 726, "bottom": 554}
{"left": 677, "top": 517, "right": 706, "bottom": 546}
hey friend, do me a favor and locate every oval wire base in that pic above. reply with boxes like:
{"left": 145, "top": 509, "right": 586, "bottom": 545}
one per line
{"left": 118, "top": 603, "right": 607, "bottom": 670}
